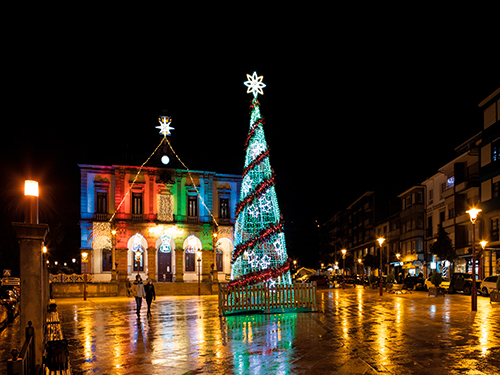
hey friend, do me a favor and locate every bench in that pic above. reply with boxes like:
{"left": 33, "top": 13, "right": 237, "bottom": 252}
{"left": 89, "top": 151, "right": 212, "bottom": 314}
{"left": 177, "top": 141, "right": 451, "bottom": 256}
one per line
{"left": 44, "top": 302, "right": 70, "bottom": 374}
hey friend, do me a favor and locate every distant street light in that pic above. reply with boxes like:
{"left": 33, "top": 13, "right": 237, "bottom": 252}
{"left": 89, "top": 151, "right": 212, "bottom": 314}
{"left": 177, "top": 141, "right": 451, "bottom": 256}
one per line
{"left": 466, "top": 208, "right": 482, "bottom": 312}
{"left": 341, "top": 249, "right": 347, "bottom": 289}
{"left": 197, "top": 250, "right": 202, "bottom": 296}
{"left": 377, "top": 238, "right": 385, "bottom": 296}
{"left": 81, "top": 251, "right": 89, "bottom": 301}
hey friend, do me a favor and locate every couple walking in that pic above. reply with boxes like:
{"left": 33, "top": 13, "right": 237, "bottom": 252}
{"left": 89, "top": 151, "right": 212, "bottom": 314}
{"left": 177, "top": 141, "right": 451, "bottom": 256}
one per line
{"left": 132, "top": 275, "right": 156, "bottom": 318}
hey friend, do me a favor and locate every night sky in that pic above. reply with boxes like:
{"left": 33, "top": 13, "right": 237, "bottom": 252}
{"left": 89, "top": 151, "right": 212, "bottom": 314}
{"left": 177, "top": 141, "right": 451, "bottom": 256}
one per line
{"left": 1, "top": 20, "right": 499, "bottom": 268}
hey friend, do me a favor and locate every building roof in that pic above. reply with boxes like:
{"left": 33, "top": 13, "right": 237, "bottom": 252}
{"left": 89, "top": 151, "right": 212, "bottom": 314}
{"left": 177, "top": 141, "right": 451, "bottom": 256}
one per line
{"left": 478, "top": 87, "right": 500, "bottom": 108}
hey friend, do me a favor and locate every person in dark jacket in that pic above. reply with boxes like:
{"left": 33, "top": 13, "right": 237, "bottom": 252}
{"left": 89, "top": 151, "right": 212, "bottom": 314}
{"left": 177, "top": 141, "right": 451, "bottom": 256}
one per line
{"left": 144, "top": 279, "right": 156, "bottom": 318}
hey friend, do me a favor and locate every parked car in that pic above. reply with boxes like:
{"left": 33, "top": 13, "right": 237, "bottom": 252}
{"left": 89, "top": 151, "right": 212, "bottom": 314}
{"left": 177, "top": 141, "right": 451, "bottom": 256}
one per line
{"left": 480, "top": 275, "right": 499, "bottom": 296}
{"left": 0, "top": 288, "right": 19, "bottom": 322}
{"left": 403, "top": 276, "right": 425, "bottom": 291}
{"left": 424, "top": 276, "right": 450, "bottom": 291}
{"left": 449, "top": 273, "right": 481, "bottom": 295}
{"left": 306, "top": 275, "right": 331, "bottom": 286}
{"left": 0, "top": 304, "right": 7, "bottom": 329}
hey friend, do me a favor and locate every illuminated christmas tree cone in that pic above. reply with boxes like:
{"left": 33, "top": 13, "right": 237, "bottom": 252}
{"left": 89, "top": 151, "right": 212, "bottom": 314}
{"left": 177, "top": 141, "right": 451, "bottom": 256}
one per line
{"left": 229, "top": 72, "right": 292, "bottom": 288}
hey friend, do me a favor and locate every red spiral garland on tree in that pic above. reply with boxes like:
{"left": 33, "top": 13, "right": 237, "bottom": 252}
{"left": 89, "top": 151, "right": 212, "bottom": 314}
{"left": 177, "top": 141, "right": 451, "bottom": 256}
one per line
{"left": 227, "top": 258, "right": 291, "bottom": 288}
{"left": 231, "top": 97, "right": 290, "bottom": 288}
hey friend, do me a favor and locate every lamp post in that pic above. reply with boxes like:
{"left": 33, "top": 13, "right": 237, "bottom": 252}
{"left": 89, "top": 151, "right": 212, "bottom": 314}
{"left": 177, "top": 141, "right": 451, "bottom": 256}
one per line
{"left": 341, "top": 249, "right": 347, "bottom": 289}
{"left": 197, "top": 250, "right": 202, "bottom": 296}
{"left": 212, "top": 231, "right": 218, "bottom": 283}
{"left": 466, "top": 208, "right": 481, "bottom": 312}
{"left": 111, "top": 228, "right": 117, "bottom": 281}
{"left": 480, "top": 240, "right": 487, "bottom": 281}
{"left": 358, "top": 258, "right": 365, "bottom": 288}
{"left": 377, "top": 238, "right": 385, "bottom": 296}
{"left": 135, "top": 251, "right": 141, "bottom": 276}
{"left": 81, "top": 251, "right": 88, "bottom": 301}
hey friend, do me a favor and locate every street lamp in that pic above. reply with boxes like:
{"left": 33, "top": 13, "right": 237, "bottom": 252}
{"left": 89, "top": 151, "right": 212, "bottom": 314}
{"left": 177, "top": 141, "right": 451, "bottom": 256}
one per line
{"left": 341, "top": 249, "right": 347, "bottom": 289}
{"left": 24, "top": 180, "right": 39, "bottom": 224}
{"left": 81, "top": 251, "right": 89, "bottom": 301}
{"left": 377, "top": 237, "right": 385, "bottom": 296}
{"left": 197, "top": 250, "right": 202, "bottom": 296}
{"left": 135, "top": 251, "right": 141, "bottom": 276}
{"left": 480, "top": 240, "right": 487, "bottom": 283}
{"left": 358, "top": 258, "right": 365, "bottom": 288}
{"left": 466, "top": 207, "right": 481, "bottom": 312}
{"left": 111, "top": 229, "right": 117, "bottom": 281}
{"left": 212, "top": 232, "right": 218, "bottom": 284}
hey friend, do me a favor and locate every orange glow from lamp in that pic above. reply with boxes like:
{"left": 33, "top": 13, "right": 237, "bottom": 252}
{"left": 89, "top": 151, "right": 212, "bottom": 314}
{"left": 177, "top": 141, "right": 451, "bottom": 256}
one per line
{"left": 24, "top": 180, "right": 39, "bottom": 196}
{"left": 24, "top": 180, "right": 39, "bottom": 224}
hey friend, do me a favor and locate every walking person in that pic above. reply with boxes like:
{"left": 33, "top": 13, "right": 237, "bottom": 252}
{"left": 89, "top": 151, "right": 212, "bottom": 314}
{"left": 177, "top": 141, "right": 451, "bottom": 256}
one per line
{"left": 144, "top": 279, "right": 156, "bottom": 318}
{"left": 132, "top": 275, "right": 144, "bottom": 316}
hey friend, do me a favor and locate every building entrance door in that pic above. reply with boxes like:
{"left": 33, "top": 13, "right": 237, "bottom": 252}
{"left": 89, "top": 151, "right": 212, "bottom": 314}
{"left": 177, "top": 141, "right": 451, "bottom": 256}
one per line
{"left": 158, "top": 251, "right": 172, "bottom": 282}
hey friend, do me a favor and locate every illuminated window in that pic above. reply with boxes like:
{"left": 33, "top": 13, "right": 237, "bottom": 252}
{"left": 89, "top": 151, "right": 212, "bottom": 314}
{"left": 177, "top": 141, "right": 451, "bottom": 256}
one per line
{"left": 133, "top": 250, "right": 144, "bottom": 272}
{"left": 492, "top": 139, "right": 500, "bottom": 162}
{"left": 132, "top": 193, "right": 143, "bottom": 215}
{"left": 102, "top": 249, "right": 112, "bottom": 271}
{"left": 96, "top": 192, "right": 107, "bottom": 214}
{"left": 188, "top": 195, "right": 197, "bottom": 217}
{"left": 446, "top": 176, "right": 455, "bottom": 189}
{"left": 185, "top": 247, "right": 196, "bottom": 271}
{"left": 220, "top": 198, "right": 229, "bottom": 219}
{"left": 216, "top": 248, "right": 223, "bottom": 271}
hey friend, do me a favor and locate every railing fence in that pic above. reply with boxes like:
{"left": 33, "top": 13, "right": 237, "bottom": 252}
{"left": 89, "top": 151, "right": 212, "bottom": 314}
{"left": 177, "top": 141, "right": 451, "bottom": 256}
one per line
{"left": 219, "top": 282, "right": 317, "bottom": 316}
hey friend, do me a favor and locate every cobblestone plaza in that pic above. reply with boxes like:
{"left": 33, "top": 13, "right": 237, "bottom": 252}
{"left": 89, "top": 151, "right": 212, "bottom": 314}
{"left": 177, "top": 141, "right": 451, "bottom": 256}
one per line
{"left": 2, "top": 287, "right": 499, "bottom": 374}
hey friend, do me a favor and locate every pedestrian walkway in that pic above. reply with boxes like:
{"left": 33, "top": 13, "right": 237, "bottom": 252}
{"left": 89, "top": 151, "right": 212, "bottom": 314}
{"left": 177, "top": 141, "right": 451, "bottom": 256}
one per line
{"left": 3, "top": 287, "right": 499, "bottom": 374}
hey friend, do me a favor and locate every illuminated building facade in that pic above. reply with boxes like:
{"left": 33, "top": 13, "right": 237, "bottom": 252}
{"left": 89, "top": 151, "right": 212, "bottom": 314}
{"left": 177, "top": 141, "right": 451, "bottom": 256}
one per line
{"left": 479, "top": 87, "right": 500, "bottom": 277}
{"left": 79, "top": 164, "right": 241, "bottom": 283}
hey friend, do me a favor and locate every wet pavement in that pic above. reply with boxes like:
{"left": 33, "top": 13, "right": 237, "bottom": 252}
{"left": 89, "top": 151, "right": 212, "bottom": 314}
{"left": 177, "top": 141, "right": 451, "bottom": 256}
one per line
{"left": 2, "top": 287, "right": 500, "bottom": 374}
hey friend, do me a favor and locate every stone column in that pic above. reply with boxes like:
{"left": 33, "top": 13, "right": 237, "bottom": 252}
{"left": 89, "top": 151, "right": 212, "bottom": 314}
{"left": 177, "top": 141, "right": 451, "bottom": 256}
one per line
{"left": 147, "top": 246, "right": 156, "bottom": 282}
{"left": 12, "top": 222, "right": 49, "bottom": 370}
{"left": 175, "top": 248, "right": 184, "bottom": 282}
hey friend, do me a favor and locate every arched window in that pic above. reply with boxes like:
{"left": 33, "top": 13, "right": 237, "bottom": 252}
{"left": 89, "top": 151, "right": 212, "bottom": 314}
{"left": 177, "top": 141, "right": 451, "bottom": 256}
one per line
{"left": 102, "top": 249, "right": 112, "bottom": 271}
{"left": 183, "top": 235, "right": 202, "bottom": 272}
{"left": 185, "top": 246, "right": 196, "bottom": 272}
{"left": 156, "top": 234, "right": 175, "bottom": 282}
{"left": 128, "top": 233, "right": 147, "bottom": 273}
{"left": 215, "top": 238, "right": 233, "bottom": 275}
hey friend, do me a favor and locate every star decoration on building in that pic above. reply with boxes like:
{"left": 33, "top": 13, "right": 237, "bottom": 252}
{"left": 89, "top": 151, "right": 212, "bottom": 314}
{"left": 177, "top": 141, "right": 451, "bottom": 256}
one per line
{"left": 244, "top": 71, "right": 266, "bottom": 98}
{"left": 157, "top": 116, "right": 175, "bottom": 136}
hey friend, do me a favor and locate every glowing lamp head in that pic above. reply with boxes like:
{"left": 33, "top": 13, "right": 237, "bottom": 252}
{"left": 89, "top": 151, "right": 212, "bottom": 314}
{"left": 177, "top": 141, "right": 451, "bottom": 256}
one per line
{"left": 377, "top": 238, "right": 385, "bottom": 247}
{"left": 341, "top": 249, "right": 347, "bottom": 256}
{"left": 161, "top": 155, "right": 170, "bottom": 165}
{"left": 480, "top": 240, "right": 487, "bottom": 249}
{"left": 24, "top": 180, "right": 39, "bottom": 197}
{"left": 466, "top": 208, "right": 482, "bottom": 223}
{"left": 81, "top": 252, "right": 88, "bottom": 262}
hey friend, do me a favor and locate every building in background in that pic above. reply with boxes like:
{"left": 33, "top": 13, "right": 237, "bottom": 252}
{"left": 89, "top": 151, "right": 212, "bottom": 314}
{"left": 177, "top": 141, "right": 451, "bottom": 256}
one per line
{"left": 321, "top": 87, "right": 500, "bottom": 280}
{"left": 79, "top": 164, "right": 241, "bottom": 283}
{"left": 479, "top": 87, "right": 500, "bottom": 278}
{"left": 398, "top": 186, "right": 426, "bottom": 276}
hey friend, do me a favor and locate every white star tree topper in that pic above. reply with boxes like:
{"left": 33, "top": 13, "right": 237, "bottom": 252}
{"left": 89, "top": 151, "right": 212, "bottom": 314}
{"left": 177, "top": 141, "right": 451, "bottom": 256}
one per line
{"left": 157, "top": 116, "right": 175, "bottom": 136}
{"left": 244, "top": 71, "right": 266, "bottom": 98}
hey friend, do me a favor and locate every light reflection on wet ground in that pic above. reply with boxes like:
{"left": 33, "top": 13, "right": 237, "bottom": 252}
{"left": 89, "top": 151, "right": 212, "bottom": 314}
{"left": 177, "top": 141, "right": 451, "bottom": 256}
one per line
{"left": 52, "top": 288, "right": 500, "bottom": 374}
